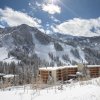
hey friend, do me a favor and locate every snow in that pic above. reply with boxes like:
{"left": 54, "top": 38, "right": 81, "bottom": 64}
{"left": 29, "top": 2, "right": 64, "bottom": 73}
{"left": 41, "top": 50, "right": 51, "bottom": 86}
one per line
{"left": 59, "top": 57, "right": 69, "bottom": 65}
{"left": 0, "top": 47, "right": 20, "bottom": 63}
{"left": 0, "top": 29, "right": 88, "bottom": 65}
{"left": 31, "top": 32, "right": 88, "bottom": 65}
{"left": 59, "top": 45, "right": 87, "bottom": 65}
{"left": 0, "top": 73, "right": 5, "bottom": 76}
{"left": 3, "top": 57, "right": 20, "bottom": 64}
{"left": 39, "top": 64, "right": 100, "bottom": 71}
{"left": 0, "top": 34, "right": 19, "bottom": 63}
{"left": 39, "top": 66, "right": 66, "bottom": 70}
{"left": 1, "top": 33, "right": 15, "bottom": 50}
{"left": 32, "top": 33, "right": 53, "bottom": 63}
{"left": 0, "top": 25, "right": 5, "bottom": 28}
{"left": 0, "top": 77, "right": 100, "bottom": 100}
{"left": 0, "top": 47, "right": 9, "bottom": 61}
{"left": 87, "top": 65, "right": 100, "bottom": 68}
{"left": 76, "top": 72, "right": 83, "bottom": 76}
{"left": 39, "top": 65, "right": 77, "bottom": 70}
{"left": 35, "top": 43, "right": 54, "bottom": 62}
{"left": 3, "top": 74, "right": 18, "bottom": 78}
{"left": 77, "top": 46, "right": 87, "bottom": 63}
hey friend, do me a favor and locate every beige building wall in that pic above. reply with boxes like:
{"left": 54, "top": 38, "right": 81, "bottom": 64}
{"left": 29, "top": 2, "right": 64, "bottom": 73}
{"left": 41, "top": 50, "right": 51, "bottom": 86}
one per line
{"left": 51, "top": 70, "right": 57, "bottom": 84}
{"left": 77, "top": 63, "right": 84, "bottom": 72}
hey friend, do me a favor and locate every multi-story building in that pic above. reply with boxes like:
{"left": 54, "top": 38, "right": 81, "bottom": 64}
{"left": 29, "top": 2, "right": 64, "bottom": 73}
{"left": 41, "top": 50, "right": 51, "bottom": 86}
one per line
{"left": 39, "top": 65, "right": 100, "bottom": 83}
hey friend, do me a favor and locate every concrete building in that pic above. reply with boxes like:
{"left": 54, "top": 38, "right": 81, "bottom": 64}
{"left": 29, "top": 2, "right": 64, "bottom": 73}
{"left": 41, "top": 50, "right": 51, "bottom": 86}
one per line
{"left": 39, "top": 66, "right": 77, "bottom": 83}
{"left": 39, "top": 65, "right": 100, "bottom": 83}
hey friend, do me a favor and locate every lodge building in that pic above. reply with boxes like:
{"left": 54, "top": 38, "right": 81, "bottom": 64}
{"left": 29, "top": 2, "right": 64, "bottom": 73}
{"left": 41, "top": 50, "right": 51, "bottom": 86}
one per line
{"left": 39, "top": 64, "right": 100, "bottom": 83}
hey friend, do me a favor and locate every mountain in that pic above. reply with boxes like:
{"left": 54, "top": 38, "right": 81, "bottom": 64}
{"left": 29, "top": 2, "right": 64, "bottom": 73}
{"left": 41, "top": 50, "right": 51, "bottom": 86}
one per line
{"left": 0, "top": 24, "right": 100, "bottom": 66}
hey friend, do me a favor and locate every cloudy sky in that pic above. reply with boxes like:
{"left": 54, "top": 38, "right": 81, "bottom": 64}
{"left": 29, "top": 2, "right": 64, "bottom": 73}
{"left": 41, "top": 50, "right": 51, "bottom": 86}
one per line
{"left": 0, "top": 0, "right": 100, "bottom": 37}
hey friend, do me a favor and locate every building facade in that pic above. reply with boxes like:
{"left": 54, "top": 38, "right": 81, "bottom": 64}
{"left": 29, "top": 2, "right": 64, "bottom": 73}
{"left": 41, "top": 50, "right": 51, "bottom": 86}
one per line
{"left": 39, "top": 65, "right": 100, "bottom": 83}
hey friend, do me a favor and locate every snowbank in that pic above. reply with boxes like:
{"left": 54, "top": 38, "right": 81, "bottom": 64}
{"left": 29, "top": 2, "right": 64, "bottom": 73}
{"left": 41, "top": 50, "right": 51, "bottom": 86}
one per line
{"left": 0, "top": 77, "right": 100, "bottom": 100}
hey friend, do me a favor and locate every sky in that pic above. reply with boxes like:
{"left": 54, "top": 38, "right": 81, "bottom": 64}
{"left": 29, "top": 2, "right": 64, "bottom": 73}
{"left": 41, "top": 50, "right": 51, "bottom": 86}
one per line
{"left": 0, "top": 0, "right": 100, "bottom": 37}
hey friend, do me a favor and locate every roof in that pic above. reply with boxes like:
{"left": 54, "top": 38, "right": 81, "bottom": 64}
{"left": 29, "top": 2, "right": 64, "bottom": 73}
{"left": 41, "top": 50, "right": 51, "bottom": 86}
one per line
{"left": 87, "top": 65, "right": 100, "bottom": 68}
{"left": 39, "top": 66, "right": 66, "bottom": 71}
{"left": 0, "top": 73, "right": 5, "bottom": 76}
{"left": 39, "top": 65, "right": 77, "bottom": 71}
{"left": 3, "top": 74, "right": 18, "bottom": 78}
{"left": 39, "top": 65, "right": 100, "bottom": 71}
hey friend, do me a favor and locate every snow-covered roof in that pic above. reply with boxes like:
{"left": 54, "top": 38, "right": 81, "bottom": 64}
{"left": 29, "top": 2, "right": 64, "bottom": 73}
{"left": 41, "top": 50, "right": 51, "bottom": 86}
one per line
{"left": 39, "top": 66, "right": 66, "bottom": 71}
{"left": 39, "top": 65, "right": 100, "bottom": 71}
{"left": 87, "top": 65, "right": 100, "bottom": 68}
{"left": 39, "top": 66, "right": 77, "bottom": 71}
{"left": 0, "top": 73, "right": 5, "bottom": 76}
{"left": 66, "top": 65, "right": 77, "bottom": 68}
{"left": 3, "top": 74, "right": 18, "bottom": 78}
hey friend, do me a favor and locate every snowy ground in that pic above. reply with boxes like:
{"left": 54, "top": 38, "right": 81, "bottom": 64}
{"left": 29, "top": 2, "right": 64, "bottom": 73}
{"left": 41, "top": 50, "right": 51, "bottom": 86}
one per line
{"left": 0, "top": 78, "right": 100, "bottom": 100}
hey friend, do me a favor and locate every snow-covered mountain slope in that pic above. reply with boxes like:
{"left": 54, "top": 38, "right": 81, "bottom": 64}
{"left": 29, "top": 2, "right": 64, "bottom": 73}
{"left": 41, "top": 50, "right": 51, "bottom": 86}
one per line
{"left": 0, "top": 24, "right": 100, "bottom": 65}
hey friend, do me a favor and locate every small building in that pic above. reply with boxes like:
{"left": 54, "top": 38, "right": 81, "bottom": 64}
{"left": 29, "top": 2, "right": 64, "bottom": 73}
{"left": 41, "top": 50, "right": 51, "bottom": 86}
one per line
{"left": 3, "top": 74, "right": 19, "bottom": 86}
{"left": 0, "top": 73, "right": 5, "bottom": 79}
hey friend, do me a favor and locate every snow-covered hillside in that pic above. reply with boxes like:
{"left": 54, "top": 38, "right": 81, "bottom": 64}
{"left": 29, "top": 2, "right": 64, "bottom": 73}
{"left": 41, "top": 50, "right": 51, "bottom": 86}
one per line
{"left": 0, "top": 47, "right": 19, "bottom": 63}
{"left": 0, "top": 24, "right": 100, "bottom": 65}
{"left": 0, "top": 77, "right": 100, "bottom": 100}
